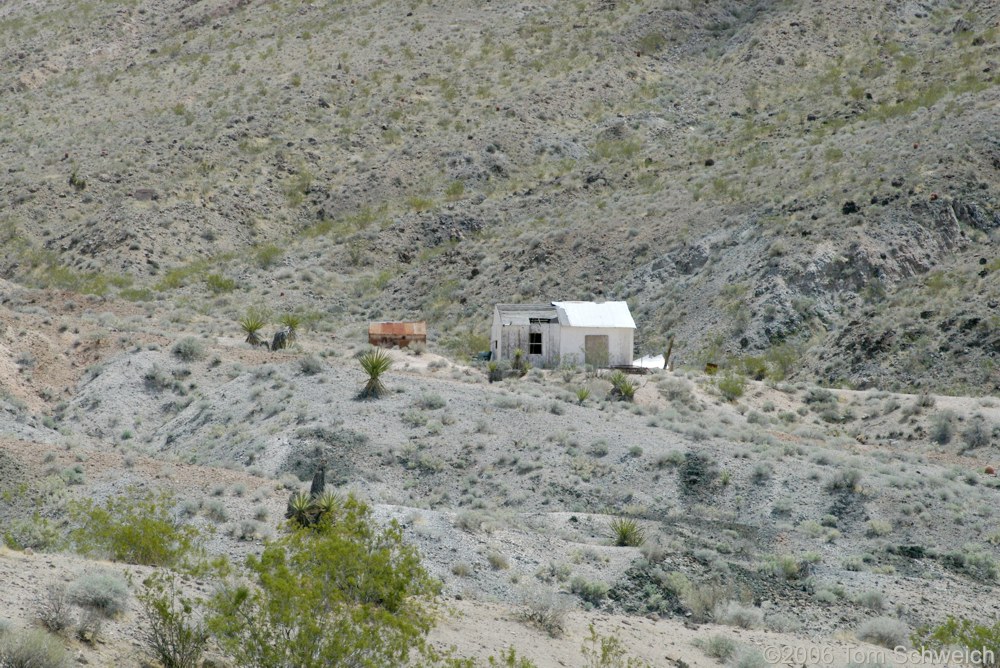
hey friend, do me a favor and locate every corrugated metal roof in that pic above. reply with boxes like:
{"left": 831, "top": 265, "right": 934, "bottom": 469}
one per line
{"left": 552, "top": 301, "right": 636, "bottom": 329}
{"left": 495, "top": 304, "right": 558, "bottom": 325}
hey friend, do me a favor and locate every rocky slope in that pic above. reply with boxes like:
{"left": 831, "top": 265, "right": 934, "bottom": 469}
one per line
{"left": 1, "top": 2, "right": 998, "bottom": 380}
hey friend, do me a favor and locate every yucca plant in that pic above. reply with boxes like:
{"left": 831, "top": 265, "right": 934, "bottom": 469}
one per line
{"left": 608, "top": 371, "right": 636, "bottom": 402}
{"left": 487, "top": 361, "right": 502, "bottom": 383}
{"left": 278, "top": 314, "right": 301, "bottom": 345}
{"left": 512, "top": 348, "right": 527, "bottom": 375}
{"left": 576, "top": 387, "right": 591, "bottom": 405}
{"left": 609, "top": 517, "right": 646, "bottom": 547}
{"left": 313, "top": 491, "right": 343, "bottom": 519}
{"left": 240, "top": 308, "right": 268, "bottom": 347}
{"left": 286, "top": 492, "right": 314, "bottom": 528}
{"left": 358, "top": 348, "right": 392, "bottom": 399}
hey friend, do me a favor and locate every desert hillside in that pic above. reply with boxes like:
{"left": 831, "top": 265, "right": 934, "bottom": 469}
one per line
{"left": 1, "top": 0, "right": 998, "bottom": 391}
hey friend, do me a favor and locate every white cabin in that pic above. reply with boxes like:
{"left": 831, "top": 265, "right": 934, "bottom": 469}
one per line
{"left": 490, "top": 301, "right": 636, "bottom": 368}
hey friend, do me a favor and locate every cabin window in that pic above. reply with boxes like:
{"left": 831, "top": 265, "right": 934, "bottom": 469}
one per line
{"left": 529, "top": 332, "right": 542, "bottom": 355}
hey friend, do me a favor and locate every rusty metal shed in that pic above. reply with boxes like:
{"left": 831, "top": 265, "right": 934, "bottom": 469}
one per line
{"left": 368, "top": 321, "right": 427, "bottom": 348}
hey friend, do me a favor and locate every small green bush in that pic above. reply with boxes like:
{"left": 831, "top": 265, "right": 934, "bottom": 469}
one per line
{"left": 717, "top": 370, "right": 746, "bottom": 401}
{"left": 693, "top": 633, "right": 737, "bottom": 661}
{"left": 570, "top": 577, "right": 609, "bottom": 606}
{"left": 136, "top": 570, "right": 208, "bottom": 668}
{"left": 68, "top": 572, "right": 129, "bottom": 617}
{"left": 580, "top": 623, "right": 652, "bottom": 667}
{"left": 68, "top": 488, "right": 202, "bottom": 568}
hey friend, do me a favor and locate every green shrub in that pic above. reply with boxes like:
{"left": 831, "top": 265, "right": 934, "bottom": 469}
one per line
{"left": 580, "top": 623, "right": 652, "bottom": 667}
{"left": 68, "top": 572, "right": 129, "bottom": 617}
{"left": 0, "top": 628, "right": 68, "bottom": 668}
{"left": 204, "top": 274, "right": 236, "bottom": 294}
{"left": 172, "top": 337, "right": 204, "bottom": 362}
{"left": 208, "top": 496, "right": 439, "bottom": 667}
{"left": 693, "top": 633, "right": 737, "bottom": 661}
{"left": 913, "top": 616, "right": 1000, "bottom": 667}
{"left": 609, "top": 517, "right": 646, "bottom": 547}
{"left": 136, "top": 570, "right": 208, "bottom": 668}
{"left": 254, "top": 244, "right": 284, "bottom": 268}
{"left": 717, "top": 370, "right": 746, "bottom": 401}
{"left": 570, "top": 577, "right": 609, "bottom": 606}
{"left": 3, "top": 513, "right": 60, "bottom": 551}
{"left": 68, "top": 488, "right": 202, "bottom": 568}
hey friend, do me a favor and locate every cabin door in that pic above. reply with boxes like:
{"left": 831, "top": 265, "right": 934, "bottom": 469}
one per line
{"left": 584, "top": 335, "right": 609, "bottom": 368}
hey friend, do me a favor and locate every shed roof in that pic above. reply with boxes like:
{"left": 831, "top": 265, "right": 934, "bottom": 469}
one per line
{"left": 494, "top": 304, "right": 559, "bottom": 325}
{"left": 553, "top": 301, "right": 636, "bottom": 329}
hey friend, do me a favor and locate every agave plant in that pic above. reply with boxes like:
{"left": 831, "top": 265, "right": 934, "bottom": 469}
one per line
{"left": 240, "top": 308, "right": 268, "bottom": 347}
{"left": 358, "top": 348, "right": 392, "bottom": 399}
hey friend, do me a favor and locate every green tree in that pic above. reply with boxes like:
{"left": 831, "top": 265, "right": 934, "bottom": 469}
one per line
{"left": 208, "top": 496, "right": 440, "bottom": 667}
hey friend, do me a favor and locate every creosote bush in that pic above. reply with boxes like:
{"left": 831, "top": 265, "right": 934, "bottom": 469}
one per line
{"left": 208, "top": 495, "right": 440, "bottom": 667}
{"left": 68, "top": 488, "right": 202, "bottom": 568}
{"left": 717, "top": 370, "right": 746, "bottom": 401}
{"left": 135, "top": 570, "right": 209, "bottom": 668}
{"left": 913, "top": 616, "right": 1000, "bottom": 667}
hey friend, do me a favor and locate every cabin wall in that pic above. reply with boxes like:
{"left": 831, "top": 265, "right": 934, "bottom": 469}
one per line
{"left": 558, "top": 327, "right": 634, "bottom": 367}
{"left": 497, "top": 322, "right": 560, "bottom": 366}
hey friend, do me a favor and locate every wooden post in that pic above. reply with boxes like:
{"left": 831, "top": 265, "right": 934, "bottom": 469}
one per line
{"left": 664, "top": 336, "right": 674, "bottom": 371}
